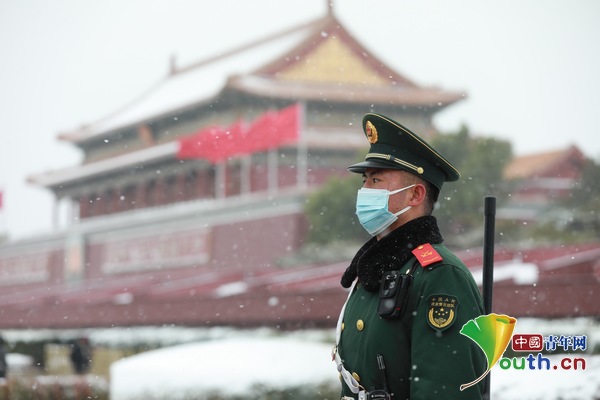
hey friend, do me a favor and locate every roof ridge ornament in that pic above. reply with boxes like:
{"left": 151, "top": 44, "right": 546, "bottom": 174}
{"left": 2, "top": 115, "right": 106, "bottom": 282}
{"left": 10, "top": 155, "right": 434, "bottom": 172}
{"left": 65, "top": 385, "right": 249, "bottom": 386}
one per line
{"left": 327, "top": 0, "right": 335, "bottom": 17}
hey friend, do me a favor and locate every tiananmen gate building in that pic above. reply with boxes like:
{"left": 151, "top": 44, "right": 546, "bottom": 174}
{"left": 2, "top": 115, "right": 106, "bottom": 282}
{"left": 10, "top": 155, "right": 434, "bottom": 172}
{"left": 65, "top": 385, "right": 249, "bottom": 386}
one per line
{"left": 0, "top": 8, "right": 597, "bottom": 330}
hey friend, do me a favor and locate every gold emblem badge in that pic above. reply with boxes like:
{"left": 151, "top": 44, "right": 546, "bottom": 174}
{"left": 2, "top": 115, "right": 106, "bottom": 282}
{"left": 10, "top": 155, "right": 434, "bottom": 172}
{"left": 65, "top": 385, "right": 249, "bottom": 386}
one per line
{"left": 427, "top": 294, "right": 459, "bottom": 332}
{"left": 365, "top": 121, "right": 378, "bottom": 144}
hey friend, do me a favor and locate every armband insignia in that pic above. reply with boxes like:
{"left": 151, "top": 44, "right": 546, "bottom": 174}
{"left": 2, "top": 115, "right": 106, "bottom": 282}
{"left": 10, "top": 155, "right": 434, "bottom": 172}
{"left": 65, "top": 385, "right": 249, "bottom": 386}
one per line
{"left": 426, "top": 294, "right": 459, "bottom": 332}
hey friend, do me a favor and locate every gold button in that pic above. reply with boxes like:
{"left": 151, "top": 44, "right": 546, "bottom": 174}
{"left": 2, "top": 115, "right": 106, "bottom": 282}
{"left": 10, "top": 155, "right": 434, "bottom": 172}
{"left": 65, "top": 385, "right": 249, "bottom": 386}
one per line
{"left": 341, "top": 322, "right": 345, "bottom": 331}
{"left": 356, "top": 319, "right": 364, "bottom": 331}
{"left": 417, "top": 167, "right": 424, "bottom": 174}
{"left": 352, "top": 372, "right": 361, "bottom": 382}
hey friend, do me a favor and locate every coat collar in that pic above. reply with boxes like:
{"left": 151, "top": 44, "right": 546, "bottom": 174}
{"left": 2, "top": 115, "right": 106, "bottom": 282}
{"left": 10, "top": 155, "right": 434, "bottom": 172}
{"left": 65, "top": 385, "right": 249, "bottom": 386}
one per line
{"left": 341, "top": 215, "right": 444, "bottom": 292}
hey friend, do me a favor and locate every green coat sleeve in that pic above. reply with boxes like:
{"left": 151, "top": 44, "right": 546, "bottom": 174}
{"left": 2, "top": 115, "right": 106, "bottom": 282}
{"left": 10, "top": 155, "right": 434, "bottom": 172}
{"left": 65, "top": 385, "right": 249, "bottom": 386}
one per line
{"left": 409, "top": 261, "right": 486, "bottom": 400}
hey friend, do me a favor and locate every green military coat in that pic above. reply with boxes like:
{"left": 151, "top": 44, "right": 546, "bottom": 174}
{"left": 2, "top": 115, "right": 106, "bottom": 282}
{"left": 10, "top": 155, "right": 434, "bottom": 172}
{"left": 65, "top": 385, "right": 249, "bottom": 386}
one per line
{"left": 337, "top": 216, "right": 486, "bottom": 400}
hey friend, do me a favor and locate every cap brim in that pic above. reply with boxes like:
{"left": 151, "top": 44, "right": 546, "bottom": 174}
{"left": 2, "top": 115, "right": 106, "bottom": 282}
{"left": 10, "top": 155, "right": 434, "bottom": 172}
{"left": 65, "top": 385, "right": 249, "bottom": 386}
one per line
{"left": 347, "top": 160, "right": 405, "bottom": 174}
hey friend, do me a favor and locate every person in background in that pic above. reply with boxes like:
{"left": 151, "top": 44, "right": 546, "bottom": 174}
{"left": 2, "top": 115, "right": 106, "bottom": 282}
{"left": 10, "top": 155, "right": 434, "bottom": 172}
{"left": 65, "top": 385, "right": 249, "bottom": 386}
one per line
{"left": 333, "top": 113, "right": 485, "bottom": 400}
{"left": 70, "top": 337, "right": 92, "bottom": 375}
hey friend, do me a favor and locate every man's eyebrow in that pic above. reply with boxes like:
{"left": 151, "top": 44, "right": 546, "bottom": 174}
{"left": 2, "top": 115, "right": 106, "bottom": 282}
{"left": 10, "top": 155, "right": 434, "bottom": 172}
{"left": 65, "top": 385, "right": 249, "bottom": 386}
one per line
{"left": 362, "top": 170, "right": 384, "bottom": 179}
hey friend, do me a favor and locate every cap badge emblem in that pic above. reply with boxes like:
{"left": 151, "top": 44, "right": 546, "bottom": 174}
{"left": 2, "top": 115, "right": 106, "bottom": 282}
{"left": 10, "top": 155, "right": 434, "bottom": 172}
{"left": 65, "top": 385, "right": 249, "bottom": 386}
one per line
{"left": 365, "top": 121, "right": 378, "bottom": 144}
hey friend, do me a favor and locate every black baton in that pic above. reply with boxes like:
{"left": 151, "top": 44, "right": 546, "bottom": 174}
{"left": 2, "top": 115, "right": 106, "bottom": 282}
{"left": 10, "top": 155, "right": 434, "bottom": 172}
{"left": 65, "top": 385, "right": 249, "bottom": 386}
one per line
{"left": 482, "top": 196, "right": 496, "bottom": 400}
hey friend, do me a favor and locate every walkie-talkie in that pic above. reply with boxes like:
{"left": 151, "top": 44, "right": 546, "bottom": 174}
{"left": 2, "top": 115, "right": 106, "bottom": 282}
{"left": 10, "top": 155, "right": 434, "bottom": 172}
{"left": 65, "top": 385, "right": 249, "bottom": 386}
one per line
{"left": 363, "top": 354, "right": 392, "bottom": 399}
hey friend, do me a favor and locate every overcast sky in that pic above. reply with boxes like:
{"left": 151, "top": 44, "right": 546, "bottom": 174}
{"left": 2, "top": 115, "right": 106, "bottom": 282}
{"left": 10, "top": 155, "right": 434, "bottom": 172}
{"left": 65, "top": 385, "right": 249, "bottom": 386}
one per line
{"left": 1, "top": 0, "right": 599, "bottom": 240}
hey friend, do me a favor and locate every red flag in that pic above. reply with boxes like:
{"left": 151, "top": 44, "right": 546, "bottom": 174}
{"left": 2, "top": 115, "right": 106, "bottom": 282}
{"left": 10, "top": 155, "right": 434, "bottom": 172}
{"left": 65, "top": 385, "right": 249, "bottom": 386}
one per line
{"left": 274, "top": 103, "right": 301, "bottom": 145}
{"left": 177, "top": 127, "right": 208, "bottom": 159}
{"left": 245, "top": 104, "right": 300, "bottom": 153}
{"left": 224, "top": 119, "right": 250, "bottom": 157}
{"left": 244, "top": 110, "right": 279, "bottom": 154}
{"left": 178, "top": 124, "right": 245, "bottom": 163}
{"left": 206, "top": 120, "right": 253, "bottom": 161}
{"left": 205, "top": 125, "right": 237, "bottom": 163}
{"left": 176, "top": 104, "right": 300, "bottom": 163}
{"left": 177, "top": 125, "right": 227, "bottom": 163}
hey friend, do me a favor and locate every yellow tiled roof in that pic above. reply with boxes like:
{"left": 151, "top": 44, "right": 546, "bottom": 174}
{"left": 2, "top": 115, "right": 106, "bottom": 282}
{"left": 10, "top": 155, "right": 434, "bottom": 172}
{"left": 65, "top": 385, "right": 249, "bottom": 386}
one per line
{"left": 503, "top": 146, "right": 582, "bottom": 180}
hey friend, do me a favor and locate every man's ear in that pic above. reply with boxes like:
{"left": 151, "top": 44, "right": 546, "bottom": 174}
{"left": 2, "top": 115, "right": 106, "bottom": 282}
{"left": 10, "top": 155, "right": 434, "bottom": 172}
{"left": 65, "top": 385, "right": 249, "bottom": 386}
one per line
{"left": 408, "top": 184, "right": 427, "bottom": 207}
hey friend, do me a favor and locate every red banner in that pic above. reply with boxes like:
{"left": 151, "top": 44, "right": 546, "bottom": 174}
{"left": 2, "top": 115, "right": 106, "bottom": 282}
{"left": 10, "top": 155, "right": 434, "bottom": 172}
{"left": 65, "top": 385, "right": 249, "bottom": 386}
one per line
{"left": 176, "top": 104, "right": 300, "bottom": 163}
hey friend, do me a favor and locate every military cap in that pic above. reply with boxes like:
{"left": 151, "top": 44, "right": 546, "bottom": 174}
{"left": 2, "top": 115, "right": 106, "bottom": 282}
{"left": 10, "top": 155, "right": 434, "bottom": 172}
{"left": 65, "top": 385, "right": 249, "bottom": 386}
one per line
{"left": 348, "top": 113, "right": 460, "bottom": 189}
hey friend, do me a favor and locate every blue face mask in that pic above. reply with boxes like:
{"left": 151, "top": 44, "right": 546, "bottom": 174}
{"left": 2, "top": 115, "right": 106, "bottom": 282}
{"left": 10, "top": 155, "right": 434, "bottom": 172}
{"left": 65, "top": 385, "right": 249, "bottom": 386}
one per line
{"left": 355, "top": 184, "right": 416, "bottom": 236}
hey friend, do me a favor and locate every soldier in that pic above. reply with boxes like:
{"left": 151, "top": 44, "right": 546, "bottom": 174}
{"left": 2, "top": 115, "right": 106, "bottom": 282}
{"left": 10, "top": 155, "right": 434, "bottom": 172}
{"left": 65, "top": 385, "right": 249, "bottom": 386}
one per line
{"left": 333, "top": 113, "right": 486, "bottom": 400}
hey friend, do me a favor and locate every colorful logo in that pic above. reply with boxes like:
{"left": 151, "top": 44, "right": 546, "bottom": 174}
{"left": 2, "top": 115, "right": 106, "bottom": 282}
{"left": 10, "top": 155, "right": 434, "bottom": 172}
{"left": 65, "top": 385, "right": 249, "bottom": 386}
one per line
{"left": 459, "top": 313, "right": 517, "bottom": 391}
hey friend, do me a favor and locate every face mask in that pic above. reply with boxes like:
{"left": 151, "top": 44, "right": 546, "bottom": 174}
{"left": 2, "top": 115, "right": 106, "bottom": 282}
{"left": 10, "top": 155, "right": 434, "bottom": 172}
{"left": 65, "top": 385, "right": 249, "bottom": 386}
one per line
{"left": 355, "top": 184, "right": 415, "bottom": 236}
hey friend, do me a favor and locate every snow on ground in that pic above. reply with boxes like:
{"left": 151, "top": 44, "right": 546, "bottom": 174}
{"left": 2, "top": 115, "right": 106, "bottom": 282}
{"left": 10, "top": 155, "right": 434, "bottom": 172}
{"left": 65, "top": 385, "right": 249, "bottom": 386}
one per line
{"left": 4, "top": 318, "right": 599, "bottom": 399}
{"left": 110, "top": 336, "right": 338, "bottom": 399}
{"left": 111, "top": 336, "right": 600, "bottom": 400}
{"left": 109, "top": 318, "right": 600, "bottom": 400}
{"left": 6, "top": 353, "right": 34, "bottom": 369}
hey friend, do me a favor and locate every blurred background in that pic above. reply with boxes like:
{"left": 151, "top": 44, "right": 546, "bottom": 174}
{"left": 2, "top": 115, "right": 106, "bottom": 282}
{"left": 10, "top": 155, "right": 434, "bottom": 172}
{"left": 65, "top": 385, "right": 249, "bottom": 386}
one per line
{"left": 0, "top": 1, "right": 598, "bottom": 399}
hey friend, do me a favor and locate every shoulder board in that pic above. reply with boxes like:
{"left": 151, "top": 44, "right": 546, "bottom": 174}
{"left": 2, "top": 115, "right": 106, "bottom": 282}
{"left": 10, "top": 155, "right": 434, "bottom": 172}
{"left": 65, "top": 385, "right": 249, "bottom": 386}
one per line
{"left": 412, "top": 243, "right": 443, "bottom": 268}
